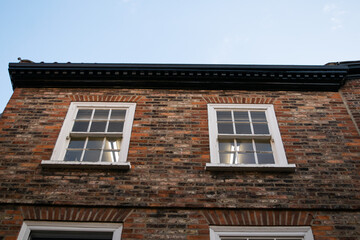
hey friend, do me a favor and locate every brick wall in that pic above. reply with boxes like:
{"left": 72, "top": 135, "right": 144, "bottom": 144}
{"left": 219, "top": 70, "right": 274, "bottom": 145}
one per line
{"left": 1, "top": 87, "right": 359, "bottom": 209}
{"left": 341, "top": 78, "right": 360, "bottom": 135}
{"left": 0, "top": 84, "right": 360, "bottom": 239}
{"left": 1, "top": 205, "right": 359, "bottom": 239}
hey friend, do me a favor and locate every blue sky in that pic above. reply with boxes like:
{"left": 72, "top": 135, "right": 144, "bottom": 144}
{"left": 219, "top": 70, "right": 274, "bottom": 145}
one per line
{"left": 1, "top": 0, "right": 359, "bottom": 112}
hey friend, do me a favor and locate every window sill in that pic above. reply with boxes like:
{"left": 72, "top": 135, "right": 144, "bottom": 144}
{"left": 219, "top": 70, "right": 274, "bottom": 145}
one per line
{"left": 205, "top": 163, "right": 296, "bottom": 172}
{"left": 41, "top": 160, "right": 131, "bottom": 170}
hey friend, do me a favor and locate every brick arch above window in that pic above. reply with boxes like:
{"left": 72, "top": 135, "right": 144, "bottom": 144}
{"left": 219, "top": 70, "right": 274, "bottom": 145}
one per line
{"left": 202, "top": 96, "right": 274, "bottom": 105}
{"left": 201, "top": 210, "right": 314, "bottom": 226}
{"left": 20, "top": 206, "right": 133, "bottom": 223}
{"left": 68, "top": 95, "right": 144, "bottom": 103}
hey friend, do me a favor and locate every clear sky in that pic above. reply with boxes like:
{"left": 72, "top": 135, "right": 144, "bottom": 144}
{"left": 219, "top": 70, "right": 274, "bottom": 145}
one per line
{"left": 1, "top": 0, "right": 359, "bottom": 112}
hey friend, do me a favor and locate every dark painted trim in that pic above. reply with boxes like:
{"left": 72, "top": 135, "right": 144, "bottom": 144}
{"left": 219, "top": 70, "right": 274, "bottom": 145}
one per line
{"left": 8, "top": 62, "right": 358, "bottom": 91}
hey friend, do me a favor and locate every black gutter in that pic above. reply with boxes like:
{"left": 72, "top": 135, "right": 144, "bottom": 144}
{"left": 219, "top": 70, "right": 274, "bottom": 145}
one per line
{"left": 8, "top": 62, "right": 358, "bottom": 91}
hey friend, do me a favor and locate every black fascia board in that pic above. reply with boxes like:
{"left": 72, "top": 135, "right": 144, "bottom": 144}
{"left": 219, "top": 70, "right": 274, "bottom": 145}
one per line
{"left": 8, "top": 62, "right": 351, "bottom": 91}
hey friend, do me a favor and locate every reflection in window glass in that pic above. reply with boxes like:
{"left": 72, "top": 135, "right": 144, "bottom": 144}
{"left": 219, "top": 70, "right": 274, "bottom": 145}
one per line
{"left": 65, "top": 137, "right": 121, "bottom": 163}
{"left": 105, "top": 138, "right": 121, "bottom": 150}
{"left": 102, "top": 150, "right": 120, "bottom": 162}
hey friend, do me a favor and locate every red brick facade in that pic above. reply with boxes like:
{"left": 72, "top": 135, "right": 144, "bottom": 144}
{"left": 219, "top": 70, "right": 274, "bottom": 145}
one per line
{"left": 1, "top": 63, "right": 360, "bottom": 239}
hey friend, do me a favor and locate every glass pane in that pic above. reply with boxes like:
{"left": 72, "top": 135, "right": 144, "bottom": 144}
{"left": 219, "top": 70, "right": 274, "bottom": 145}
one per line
{"left": 111, "top": 110, "right": 126, "bottom": 119}
{"left": 83, "top": 150, "right": 101, "bottom": 162}
{"left": 72, "top": 121, "right": 89, "bottom": 132}
{"left": 234, "top": 111, "right": 249, "bottom": 122}
{"left": 216, "top": 111, "right": 232, "bottom": 121}
{"left": 93, "top": 109, "right": 109, "bottom": 119}
{"left": 76, "top": 109, "right": 92, "bottom": 120}
{"left": 86, "top": 137, "right": 104, "bottom": 149}
{"left": 257, "top": 153, "right": 275, "bottom": 164}
{"left": 101, "top": 150, "right": 120, "bottom": 162}
{"left": 64, "top": 150, "right": 82, "bottom": 161}
{"left": 219, "top": 140, "right": 235, "bottom": 152}
{"left": 90, "top": 121, "right": 107, "bottom": 132}
{"left": 255, "top": 139, "right": 272, "bottom": 152}
{"left": 236, "top": 139, "right": 253, "bottom": 152}
{"left": 105, "top": 138, "right": 121, "bottom": 150}
{"left": 68, "top": 138, "right": 86, "bottom": 149}
{"left": 218, "top": 122, "right": 234, "bottom": 134}
{"left": 30, "top": 231, "right": 113, "bottom": 240}
{"left": 108, "top": 121, "right": 124, "bottom": 132}
{"left": 251, "top": 111, "right": 267, "bottom": 122}
{"left": 253, "top": 123, "right": 269, "bottom": 134}
{"left": 219, "top": 153, "right": 237, "bottom": 164}
{"left": 235, "top": 123, "right": 251, "bottom": 134}
{"left": 238, "top": 153, "right": 256, "bottom": 164}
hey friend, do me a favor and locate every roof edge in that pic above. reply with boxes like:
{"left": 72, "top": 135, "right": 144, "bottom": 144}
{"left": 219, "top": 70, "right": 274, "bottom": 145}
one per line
{"left": 8, "top": 62, "right": 356, "bottom": 91}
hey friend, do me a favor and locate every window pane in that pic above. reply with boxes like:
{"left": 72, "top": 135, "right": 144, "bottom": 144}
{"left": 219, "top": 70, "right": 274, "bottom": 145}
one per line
{"left": 72, "top": 121, "right": 89, "bottom": 132}
{"left": 257, "top": 153, "right": 275, "bottom": 164}
{"left": 218, "top": 122, "right": 234, "bottom": 134}
{"left": 30, "top": 231, "right": 113, "bottom": 240}
{"left": 68, "top": 138, "right": 86, "bottom": 149}
{"left": 64, "top": 150, "right": 82, "bottom": 161}
{"left": 105, "top": 138, "right": 121, "bottom": 150}
{"left": 108, "top": 121, "right": 124, "bottom": 132}
{"left": 238, "top": 153, "right": 256, "bottom": 164}
{"left": 83, "top": 150, "right": 101, "bottom": 162}
{"left": 235, "top": 123, "right": 251, "bottom": 134}
{"left": 234, "top": 111, "right": 249, "bottom": 122}
{"left": 253, "top": 123, "right": 269, "bottom": 134}
{"left": 102, "top": 150, "right": 120, "bottom": 162}
{"left": 90, "top": 121, "right": 107, "bottom": 132}
{"left": 76, "top": 109, "right": 92, "bottom": 120}
{"left": 86, "top": 138, "right": 104, "bottom": 149}
{"left": 219, "top": 140, "right": 235, "bottom": 152}
{"left": 217, "top": 111, "right": 232, "bottom": 121}
{"left": 236, "top": 139, "right": 253, "bottom": 152}
{"left": 251, "top": 111, "right": 267, "bottom": 122}
{"left": 255, "top": 139, "right": 272, "bottom": 152}
{"left": 111, "top": 110, "right": 126, "bottom": 120}
{"left": 93, "top": 109, "right": 109, "bottom": 119}
{"left": 219, "top": 153, "right": 236, "bottom": 164}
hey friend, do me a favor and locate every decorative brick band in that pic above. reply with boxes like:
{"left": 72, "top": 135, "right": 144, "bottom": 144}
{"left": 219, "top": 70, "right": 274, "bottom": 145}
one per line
{"left": 68, "top": 95, "right": 143, "bottom": 102}
{"left": 202, "top": 210, "right": 313, "bottom": 226}
{"left": 20, "top": 206, "right": 132, "bottom": 223}
{"left": 202, "top": 96, "right": 274, "bottom": 104}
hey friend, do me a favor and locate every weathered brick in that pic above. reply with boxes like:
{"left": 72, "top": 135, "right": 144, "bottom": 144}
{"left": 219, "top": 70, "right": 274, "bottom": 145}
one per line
{"left": 1, "top": 78, "right": 360, "bottom": 239}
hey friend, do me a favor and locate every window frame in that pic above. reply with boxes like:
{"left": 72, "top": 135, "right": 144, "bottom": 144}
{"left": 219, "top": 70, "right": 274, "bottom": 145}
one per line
{"left": 206, "top": 104, "right": 295, "bottom": 171}
{"left": 17, "top": 221, "right": 123, "bottom": 240}
{"left": 209, "top": 226, "right": 314, "bottom": 240}
{"left": 42, "top": 102, "right": 136, "bottom": 169}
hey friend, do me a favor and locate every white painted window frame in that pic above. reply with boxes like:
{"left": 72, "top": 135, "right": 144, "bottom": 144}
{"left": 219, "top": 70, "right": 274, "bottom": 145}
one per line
{"left": 17, "top": 221, "right": 123, "bottom": 240}
{"left": 206, "top": 104, "right": 295, "bottom": 171}
{"left": 209, "top": 226, "right": 314, "bottom": 240}
{"left": 42, "top": 102, "right": 136, "bottom": 169}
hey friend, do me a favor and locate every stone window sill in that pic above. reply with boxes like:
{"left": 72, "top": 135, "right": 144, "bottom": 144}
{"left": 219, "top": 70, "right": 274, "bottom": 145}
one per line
{"left": 205, "top": 163, "right": 296, "bottom": 172}
{"left": 41, "top": 160, "right": 131, "bottom": 170}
